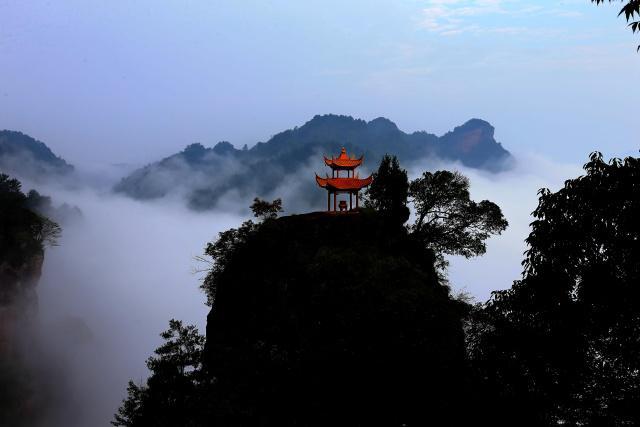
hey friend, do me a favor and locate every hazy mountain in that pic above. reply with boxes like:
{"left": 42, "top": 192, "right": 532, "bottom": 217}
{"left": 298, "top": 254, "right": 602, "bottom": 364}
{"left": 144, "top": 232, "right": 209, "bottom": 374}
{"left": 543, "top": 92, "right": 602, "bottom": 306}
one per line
{"left": 0, "top": 130, "right": 74, "bottom": 181}
{"left": 115, "top": 114, "right": 512, "bottom": 211}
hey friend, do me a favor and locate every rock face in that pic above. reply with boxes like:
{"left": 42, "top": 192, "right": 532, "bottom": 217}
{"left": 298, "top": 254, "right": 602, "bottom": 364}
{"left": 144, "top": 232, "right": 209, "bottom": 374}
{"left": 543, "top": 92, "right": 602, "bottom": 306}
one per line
{"left": 0, "top": 251, "right": 43, "bottom": 335}
{"left": 0, "top": 249, "right": 45, "bottom": 427}
{"left": 202, "top": 211, "right": 471, "bottom": 425}
{"left": 115, "top": 114, "right": 512, "bottom": 210}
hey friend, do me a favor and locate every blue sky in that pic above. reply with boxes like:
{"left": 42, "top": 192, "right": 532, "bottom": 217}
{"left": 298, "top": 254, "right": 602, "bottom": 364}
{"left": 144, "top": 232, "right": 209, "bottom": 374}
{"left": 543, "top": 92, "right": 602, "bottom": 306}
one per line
{"left": 1, "top": 0, "right": 638, "bottom": 165}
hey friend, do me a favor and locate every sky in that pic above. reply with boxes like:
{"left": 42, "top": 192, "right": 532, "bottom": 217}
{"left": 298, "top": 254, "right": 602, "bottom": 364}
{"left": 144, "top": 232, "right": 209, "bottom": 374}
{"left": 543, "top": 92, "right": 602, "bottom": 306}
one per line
{"left": 1, "top": 0, "right": 638, "bottom": 167}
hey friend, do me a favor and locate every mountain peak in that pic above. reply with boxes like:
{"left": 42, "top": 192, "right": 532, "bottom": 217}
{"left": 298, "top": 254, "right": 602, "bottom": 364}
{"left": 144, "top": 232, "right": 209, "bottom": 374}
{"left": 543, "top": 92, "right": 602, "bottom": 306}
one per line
{"left": 367, "top": 117, "right": 399, "bottom": 132}
{"left": 213, "top": 141, "right": 236, "bottom": 155}
{"left": 0, "top": 130, "right": 73, "bottom": 181}
{"left": 455, "top": 119, "right": 495, "bottom": 136}
{"left": 181, "top": 143, "right": 207, "bottom": 162}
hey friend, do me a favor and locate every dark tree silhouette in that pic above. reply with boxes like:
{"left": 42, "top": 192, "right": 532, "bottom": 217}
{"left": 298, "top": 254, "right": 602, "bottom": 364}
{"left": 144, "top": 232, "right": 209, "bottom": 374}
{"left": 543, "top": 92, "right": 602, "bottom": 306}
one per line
{"left": 200, "top": 219, "right": 257, "bottom": 306}
{"left": 409, "top": 170, "right": 507, "bottom": 271}
{"left": 0, "top": 173, "right": 60, "bottom": 264}
{"left": 593, "top": 0, "right": 640, "bottom": 50}
{"left": 250, "top": 197, "right": 283, "bottom": 221}
{"left": 470, "top": 152, "right": 640, "bottom": 425}
{"left": 364, "top": 154, "right": 410, "bottom": 223}
{"left": 112, "top": 319, "right": 205, "bottom": 427}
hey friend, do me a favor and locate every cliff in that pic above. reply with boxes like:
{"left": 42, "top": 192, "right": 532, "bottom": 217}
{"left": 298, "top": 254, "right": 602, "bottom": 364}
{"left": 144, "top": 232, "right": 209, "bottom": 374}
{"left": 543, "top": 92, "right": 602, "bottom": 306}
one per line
{"left": 201, "top": 211, "right": 471, "bottom": 425}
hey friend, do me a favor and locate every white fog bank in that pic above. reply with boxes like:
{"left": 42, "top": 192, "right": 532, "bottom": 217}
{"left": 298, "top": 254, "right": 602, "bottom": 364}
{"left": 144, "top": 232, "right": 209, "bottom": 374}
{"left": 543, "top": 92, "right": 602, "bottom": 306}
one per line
{"left": 35, "top": 189, "right": 244, "bottom": 426}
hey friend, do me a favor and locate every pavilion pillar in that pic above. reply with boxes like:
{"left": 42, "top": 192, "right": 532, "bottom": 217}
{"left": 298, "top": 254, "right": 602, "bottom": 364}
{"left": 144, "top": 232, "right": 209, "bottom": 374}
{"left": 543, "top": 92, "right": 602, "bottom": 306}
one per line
{"left": 356, "top": 192, "right": 359, "bottom": 208}
{"left": 327, "top": 191, "right": 330, "bottom": 211}
{"left": 333, "top": 192, "right": 337, "bottom": 212}
{"left": 349, "top": 192, "right": 352, "bottom": 210}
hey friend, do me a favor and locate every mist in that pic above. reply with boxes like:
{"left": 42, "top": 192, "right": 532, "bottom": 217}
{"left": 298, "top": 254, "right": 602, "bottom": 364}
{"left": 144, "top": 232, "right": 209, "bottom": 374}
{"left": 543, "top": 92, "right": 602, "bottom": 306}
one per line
{"left": 30, "top": 185, "right": 243, "bottom": 426}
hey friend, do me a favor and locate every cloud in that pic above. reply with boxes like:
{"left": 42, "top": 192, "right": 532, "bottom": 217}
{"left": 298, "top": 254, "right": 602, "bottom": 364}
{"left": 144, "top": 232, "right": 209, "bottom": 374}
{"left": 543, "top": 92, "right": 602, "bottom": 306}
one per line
{"left": 420, "top": 0, "right": 506, "bottom": 35}
{"left": 419, "top": 0, "right": 575, "bottom": 36}
{"left": 26, "top": 184, "right": 246, "bottom": 426}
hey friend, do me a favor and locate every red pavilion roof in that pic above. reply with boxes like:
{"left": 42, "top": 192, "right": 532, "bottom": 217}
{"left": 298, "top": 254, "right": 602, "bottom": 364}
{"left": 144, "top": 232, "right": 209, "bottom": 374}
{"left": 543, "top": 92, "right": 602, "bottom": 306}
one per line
{"left": 324, "top": 147, "right": 364, "bottom": 169}
{"left": 315, "top": 174, "right": 373, "bottom": 191}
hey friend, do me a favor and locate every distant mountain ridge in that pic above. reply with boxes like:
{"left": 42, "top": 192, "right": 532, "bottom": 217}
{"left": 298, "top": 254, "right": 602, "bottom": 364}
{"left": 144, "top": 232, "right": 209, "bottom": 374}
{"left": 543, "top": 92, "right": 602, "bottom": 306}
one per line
{"left": 115, "top": 114, "right": 512, "bottom": 211}
{"left": 0, "top": 130, "right": 73, "bottom": 180}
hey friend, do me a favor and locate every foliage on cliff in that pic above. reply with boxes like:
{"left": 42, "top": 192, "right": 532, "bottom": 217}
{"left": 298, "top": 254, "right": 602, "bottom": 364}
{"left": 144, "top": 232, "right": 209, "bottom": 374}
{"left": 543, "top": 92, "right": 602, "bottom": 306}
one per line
{"left": 112, "top": 320, "right": 205, "bottom": 427}
{"left": 0, "top": 174, "right": 60, "bottom": 301}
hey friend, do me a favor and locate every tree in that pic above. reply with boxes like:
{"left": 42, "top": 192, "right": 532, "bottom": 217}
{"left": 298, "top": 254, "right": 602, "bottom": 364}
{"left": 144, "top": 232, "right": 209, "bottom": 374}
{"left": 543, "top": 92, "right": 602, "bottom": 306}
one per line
{"left": 0, "top": 173, "right": 61, "bottom": 263}
{"left": 200, "top": 219, "right": 257, "bottom": 306}
{"left": 199, "top": 198, "right": 284, "bottom": 306}
{"left": 112, "top": 319, "right": 205, "bottom": 427}
{"left": 593, "top": 0, "right": 640, "bottom": 50}
{"left": 471, "top": 152, "right": 640, "bottom": 425}
{"left": 250, "top": 197, "right": 283, "bottom": 221}
{"left": 364, "top": 154, "right": 409, "bottom": 223}
{"left": 408, "top": 170, "right": 507, "bottom": 270}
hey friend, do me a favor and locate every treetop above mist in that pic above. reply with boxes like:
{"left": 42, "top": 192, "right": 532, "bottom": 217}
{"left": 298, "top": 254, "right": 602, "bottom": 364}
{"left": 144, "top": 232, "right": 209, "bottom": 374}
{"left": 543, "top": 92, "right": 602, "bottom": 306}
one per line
{"left": 115, "top": 114, "right": 512, "bottom": 211}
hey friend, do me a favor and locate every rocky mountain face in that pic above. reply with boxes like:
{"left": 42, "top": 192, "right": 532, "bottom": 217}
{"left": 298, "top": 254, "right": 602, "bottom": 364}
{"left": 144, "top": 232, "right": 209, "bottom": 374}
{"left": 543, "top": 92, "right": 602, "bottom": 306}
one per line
{"left": 115, "top": 114, "right": 512, "bottom": 211}
{"left": 0, "top": 130, "right": 74, "bottom": 182}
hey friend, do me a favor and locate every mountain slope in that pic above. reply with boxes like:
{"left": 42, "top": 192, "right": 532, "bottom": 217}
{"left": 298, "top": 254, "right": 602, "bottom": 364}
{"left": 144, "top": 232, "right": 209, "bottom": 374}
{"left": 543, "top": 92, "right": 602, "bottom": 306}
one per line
{"left": 115, "top": 114, "right": 512, "bottom": 211}
{"left": 0, "top": 130, "right": 73, "bottom": 180}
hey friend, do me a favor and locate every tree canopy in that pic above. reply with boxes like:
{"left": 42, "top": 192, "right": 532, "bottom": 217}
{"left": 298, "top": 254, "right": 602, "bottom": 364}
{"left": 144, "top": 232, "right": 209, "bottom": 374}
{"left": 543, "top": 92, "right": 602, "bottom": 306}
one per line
{"left": 0, "top": 173, "right": 60, "bottom": 267}
{"left": 409, "top": 170, "right": 508, "bottom": 268}
{"left": 112, "top": 320, "right": 205, "bottom": 427}
{"left": 364, "top": 154, "right": 409, "bottom": 224}
{"left": 364, "top": 157, "right": 507, "bottom": 273}
{"left": 250, "top": 197, "right": 283, "bottom": 221}
{"left": 470, "top": 152, "right": 640, "bottom": 425}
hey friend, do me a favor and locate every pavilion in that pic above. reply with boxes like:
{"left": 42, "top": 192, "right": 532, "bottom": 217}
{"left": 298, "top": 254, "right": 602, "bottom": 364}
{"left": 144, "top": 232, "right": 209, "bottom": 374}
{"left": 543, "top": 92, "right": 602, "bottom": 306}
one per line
{"left": 315, "top": 147, "right": 373, "bottom": 212}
